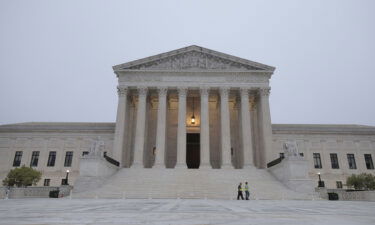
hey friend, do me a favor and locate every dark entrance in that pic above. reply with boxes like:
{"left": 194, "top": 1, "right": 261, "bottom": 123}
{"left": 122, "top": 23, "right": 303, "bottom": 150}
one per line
{"left": 186, "top": 133, "right": 200, "bottom": 169}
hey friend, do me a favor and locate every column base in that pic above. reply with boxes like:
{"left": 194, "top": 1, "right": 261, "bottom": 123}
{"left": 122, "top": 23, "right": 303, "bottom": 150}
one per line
{"left": 242, "top": 165, "right": 255, "bottom": 169}
{"left": 153, "top": 164, "right": 166, "bottom": 169}
{"left": 199, "top": 164, "right": 212, "bottom": 169}
{"left": 175, "top": 164, "right": 188, "bottom": 169}
{"left": 131, "top": 163, "right": 144, "bottom": 169}
{"left": 221, "top": 164, "right": 233, "bottom": 169}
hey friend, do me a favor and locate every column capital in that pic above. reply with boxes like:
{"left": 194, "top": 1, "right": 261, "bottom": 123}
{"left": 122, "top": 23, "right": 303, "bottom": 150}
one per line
{"left": 117, "top": 86, "right": 128, "bottom": 97}
{"left": 259, "top": 87, "right": 271, "bottom": 96}
{"left": 219, "top": 87, "right": 230, "bottom": 97}
{"left": 157, "top": 87, "right": 168, "bottom": 96}
{"left": 199, "top": 87, "right": 210, "bottom": 96}
{"left": 177, "top": 87, "right": 188, "bottom": 97}
{"left": 137, "top": 86, "right": 148, "bottom": 96}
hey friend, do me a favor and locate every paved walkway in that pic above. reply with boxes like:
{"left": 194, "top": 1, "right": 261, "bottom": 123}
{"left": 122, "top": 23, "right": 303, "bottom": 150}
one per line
{"left": 0, "top": 199, "right": 374, "bottom": 225}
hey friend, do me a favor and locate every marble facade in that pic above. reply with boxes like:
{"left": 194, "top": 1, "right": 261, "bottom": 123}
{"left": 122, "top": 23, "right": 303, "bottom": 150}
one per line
{"left": 112, "top": 45, "right": 275, "bottom": 169}
{"left": 0, "top": 46, "right": 374, "bottom": 192}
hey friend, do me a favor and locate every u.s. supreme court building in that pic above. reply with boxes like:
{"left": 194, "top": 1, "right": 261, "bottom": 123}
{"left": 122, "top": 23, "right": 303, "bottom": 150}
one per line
{"left": 1, "top": 46, "right": 374, "bottom": 199}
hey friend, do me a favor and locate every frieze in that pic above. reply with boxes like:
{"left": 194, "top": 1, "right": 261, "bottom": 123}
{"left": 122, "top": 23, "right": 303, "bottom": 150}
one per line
{"left": 121, "top": 73, "right": 268, "bottom": 85}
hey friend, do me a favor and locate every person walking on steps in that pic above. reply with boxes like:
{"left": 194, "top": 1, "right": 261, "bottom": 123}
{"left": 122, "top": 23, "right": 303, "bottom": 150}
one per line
{"left": 245, "top": 182, "right": 250, "bottom": 200}
{"left": 237, "top": 183, "right": 244, "bottom": 200}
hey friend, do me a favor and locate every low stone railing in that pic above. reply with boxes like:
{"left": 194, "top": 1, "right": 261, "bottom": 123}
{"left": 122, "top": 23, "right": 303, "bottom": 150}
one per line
{"left": 0, "top": 186, "right": 72, "bottom": 199}
{"left": 316, "top": 188, "right": 375, "bottom": 201}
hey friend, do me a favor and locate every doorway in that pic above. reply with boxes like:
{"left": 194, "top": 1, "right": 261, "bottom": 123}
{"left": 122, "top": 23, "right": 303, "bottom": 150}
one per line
{"left": 186, "top": 133, "right": 200, "bottom": 169}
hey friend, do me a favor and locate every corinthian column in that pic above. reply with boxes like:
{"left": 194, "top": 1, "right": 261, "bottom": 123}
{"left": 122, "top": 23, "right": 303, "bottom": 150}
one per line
{"left": 154, "top": 87, "right": 167, "bottom": 168}
{"left": 220, "top": 87, "right": 232, "bottom": 169}
{"left": 113, "top": 86, "right": 128, "bottom": 167}
{"left": 200, "top": 87, "right": 210, "bottom": 168}
{"left": 176, "top": 87, "right": 187, "bottom": 168}
{"left": 132, "top": 86, "right": 148, "bottom": 168}
{"left": 258, "top": 87, "right": 272, "bottom": 168}
{"left": 240, "top": 88, "right": 253, "bottom": 168}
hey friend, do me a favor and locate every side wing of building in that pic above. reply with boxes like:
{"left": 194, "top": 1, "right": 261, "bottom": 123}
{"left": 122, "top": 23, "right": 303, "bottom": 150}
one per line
{"left": 271, "top": 124, "right": 375, "bottom": 189}
{"left": 0, "top": 123, "right": 115, "bottom": 186}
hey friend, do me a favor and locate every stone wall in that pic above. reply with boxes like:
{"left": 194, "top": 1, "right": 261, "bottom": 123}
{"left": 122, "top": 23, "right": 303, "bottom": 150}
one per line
{"left": 0, "top": 186, "right": 72, "bottom": 199}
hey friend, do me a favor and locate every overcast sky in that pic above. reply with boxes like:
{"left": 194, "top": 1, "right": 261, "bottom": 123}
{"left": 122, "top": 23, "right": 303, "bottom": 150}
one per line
{"left": 0, "top": 0, "right": 374, "bottom": 126}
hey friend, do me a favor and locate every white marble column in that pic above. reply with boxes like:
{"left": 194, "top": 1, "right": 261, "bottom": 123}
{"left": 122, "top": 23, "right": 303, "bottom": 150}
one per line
{"left": 258, "top": 87, "right": 273, "bottom": 168}
{"left": 113, "top": 86, "right": 128, "bottom": 167}
{"left": 220, "top": 87, "right": 232, "bottom": 169}
{"left": 154, "top": 87, "right": 167, "bottom": 168}
{"left": 200, "top": 87, "right": 210, "bottom": 168}
{"left": 250, "top": 95, "right": 260, "bottom": 168}
{"left": 132, "top": 86, "right": 148, "bottom": 168}
{"left": 176, "top": 87, "right": 187, "bottom": 168}
{"left": 240, "top": 88, "right": 253, "bottom": 168}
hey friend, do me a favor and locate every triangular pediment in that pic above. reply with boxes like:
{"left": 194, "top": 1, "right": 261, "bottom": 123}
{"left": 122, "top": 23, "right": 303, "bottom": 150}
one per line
{"left": 113, "top": 45, "right": 275, "bottom": 72}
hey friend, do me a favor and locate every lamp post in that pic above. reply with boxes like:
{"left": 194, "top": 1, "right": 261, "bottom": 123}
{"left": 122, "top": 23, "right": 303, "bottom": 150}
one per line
{"left": 65, "top": 170, "right": 70, "bottom": 185}
{"left": 317, "top": 172, "right": 324, "bottom": 187}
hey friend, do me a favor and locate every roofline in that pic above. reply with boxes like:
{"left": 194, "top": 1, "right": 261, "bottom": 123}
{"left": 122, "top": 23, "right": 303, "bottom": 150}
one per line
{"left": 112, "top": 45, "right": 276, "bottom": 72}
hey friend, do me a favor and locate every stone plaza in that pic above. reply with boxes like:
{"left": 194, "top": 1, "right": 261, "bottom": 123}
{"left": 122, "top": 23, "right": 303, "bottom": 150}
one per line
{"left": 0, "top": 199, "right": 374, "bottom": 225}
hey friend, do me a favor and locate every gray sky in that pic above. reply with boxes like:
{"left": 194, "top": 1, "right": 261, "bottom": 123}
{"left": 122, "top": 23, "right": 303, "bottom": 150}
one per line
{"left": 1, "top": 0, "right": 374, "bottom": 126}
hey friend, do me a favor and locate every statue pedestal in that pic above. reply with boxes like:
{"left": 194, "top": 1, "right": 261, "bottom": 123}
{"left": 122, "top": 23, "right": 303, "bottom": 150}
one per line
{"left": 268, "top": 157, "right": 314, "bottom": 194}
{"left": 73, "top": 156, "right": 118, "bottom": 193}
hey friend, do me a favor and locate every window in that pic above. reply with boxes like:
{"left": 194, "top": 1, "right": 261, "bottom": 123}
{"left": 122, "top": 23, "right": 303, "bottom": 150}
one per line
{"left": 44, "top": 179, "right": 50, "bottom": 186}
{"left": 365, "top": 154, "right": 374, "bottom": 170}
{"left": 279, "top": 153, "right": 285, "bottom": 159}
{"left": 47, "top": 151, "right": 56, "bottom": 167}
{"left": 330, "top": 153, "right": 339, "bottom": 169}
{"left": 299, "top": 153, "right": 304, "bottom": 157}
{"left": 347, "top": 154, "right": 357, "bottom": 169}
{"left": 82, "top": 151, "right": 89, "bottom": 156}
{"left": 336, "top": 181, "right": 343, "bottom": 189}
{"left": 313, "top": 153, "right": 322, "bottom": 169}
{"left": 13, "top": 151, "right": 23, "bottom": 167}
{"left": 30, "top": 151, "right": 40, "bottom": 167}
{"left": 64, "top": 151, "right": 73, "bottom": 167}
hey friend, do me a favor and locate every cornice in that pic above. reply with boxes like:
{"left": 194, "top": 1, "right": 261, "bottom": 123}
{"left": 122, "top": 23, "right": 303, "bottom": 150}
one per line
{"left": 272, "top": 124, "right": 375, "bottom": 136}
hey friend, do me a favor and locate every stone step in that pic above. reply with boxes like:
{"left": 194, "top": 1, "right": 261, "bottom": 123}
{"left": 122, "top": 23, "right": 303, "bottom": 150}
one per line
{"left": 73, "top": 167, "right": 315, "bottom": 200}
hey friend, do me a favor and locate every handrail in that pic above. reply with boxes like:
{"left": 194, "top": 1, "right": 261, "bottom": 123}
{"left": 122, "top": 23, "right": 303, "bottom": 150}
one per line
{"left": 267, "top": 157, "right": 284, "bottom": 168}
{"left": 103, "top": 153, "right": 120, "bottom": 167}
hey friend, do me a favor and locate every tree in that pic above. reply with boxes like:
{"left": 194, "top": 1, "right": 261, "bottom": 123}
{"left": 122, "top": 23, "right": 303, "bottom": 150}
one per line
{"left": 2, "top": 165, "right": 42, "bottom": 187}
{"left": 346, "top": 173, "right": 375, "bottom": 190}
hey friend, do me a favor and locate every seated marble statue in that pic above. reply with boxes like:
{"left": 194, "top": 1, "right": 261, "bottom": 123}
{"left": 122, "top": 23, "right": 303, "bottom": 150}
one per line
{"left": 88, "top": 137, "right": 105, "bottom": 157}
{"left": 283, "top": 141, "right": 301, "bottom": 158}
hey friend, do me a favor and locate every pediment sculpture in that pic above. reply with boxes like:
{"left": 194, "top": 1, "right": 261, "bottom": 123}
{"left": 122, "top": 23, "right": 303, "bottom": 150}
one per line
{"left": 125, "top": 51, "right": 261, "bottom": 71}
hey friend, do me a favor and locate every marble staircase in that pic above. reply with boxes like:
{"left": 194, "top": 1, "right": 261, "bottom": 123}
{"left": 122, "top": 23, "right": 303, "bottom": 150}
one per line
{"left": 72, "top": 166, "right": 316, "bottom": 200}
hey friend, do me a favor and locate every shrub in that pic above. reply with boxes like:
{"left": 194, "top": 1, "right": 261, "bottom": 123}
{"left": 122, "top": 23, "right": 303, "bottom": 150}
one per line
{"left": 346, "top": 173, "right": 375, "bottom": 190}
{"left": 2, "top": 165, "right": 42, "bottom": 187}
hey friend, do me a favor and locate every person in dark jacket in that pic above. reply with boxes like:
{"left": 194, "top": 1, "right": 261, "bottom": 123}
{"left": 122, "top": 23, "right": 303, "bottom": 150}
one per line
{"left": 237, "top": 183, "right": 244, "bottom": 200}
